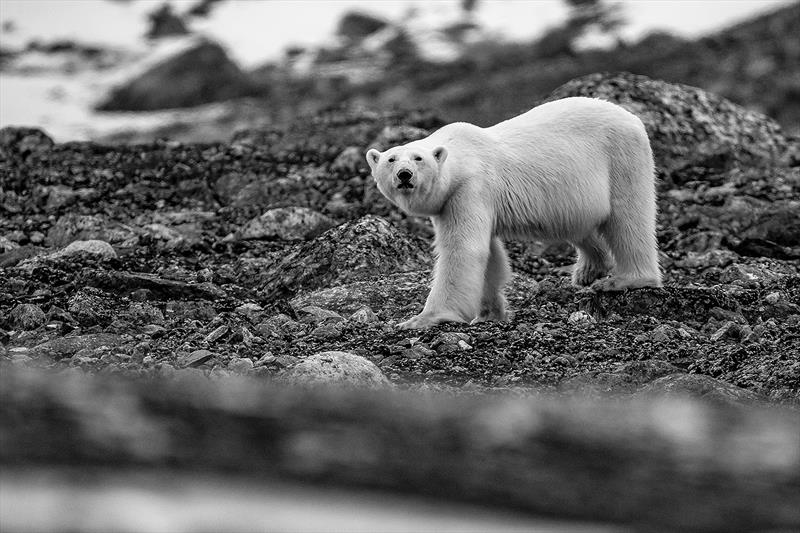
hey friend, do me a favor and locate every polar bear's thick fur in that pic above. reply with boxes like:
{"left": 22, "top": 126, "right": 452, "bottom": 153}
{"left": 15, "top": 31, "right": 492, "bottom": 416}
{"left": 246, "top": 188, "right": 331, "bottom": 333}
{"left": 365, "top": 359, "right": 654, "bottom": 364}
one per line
{"left": 366, "top": 97, "right": 661, "bottom": 329}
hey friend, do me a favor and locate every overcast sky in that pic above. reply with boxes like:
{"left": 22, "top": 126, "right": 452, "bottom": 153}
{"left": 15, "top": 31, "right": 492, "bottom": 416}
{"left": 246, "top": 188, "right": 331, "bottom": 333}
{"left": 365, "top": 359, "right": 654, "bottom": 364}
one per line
{"left": 0, "top": 0, "right": 794, "bottom": 67}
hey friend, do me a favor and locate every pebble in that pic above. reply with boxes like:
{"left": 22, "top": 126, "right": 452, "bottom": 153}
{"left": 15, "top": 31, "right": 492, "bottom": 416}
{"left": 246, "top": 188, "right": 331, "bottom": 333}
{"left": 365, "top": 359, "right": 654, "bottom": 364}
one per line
{"left": 568, "top": 310, "right": 596, "bottom": 325}
{"left": 178, "top": 349, "right": 215, "bottom": 368}
{"left": 349, "top": 306, "right": 379, "bottom": 324}
{"left": 204, "top": 325, "right": 229, "bottom": 344}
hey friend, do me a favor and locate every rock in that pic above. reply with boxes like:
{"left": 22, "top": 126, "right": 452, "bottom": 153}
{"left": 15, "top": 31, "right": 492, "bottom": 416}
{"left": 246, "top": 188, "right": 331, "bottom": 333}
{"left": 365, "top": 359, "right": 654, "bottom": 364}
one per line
{"left": 178, "top": 349, "right": 215, "bottom": 368}
{"left": 309, "top": 322, "right": 344, "bottom": 340}
{"left": 568, "top": 310, "right": 596, "bottom": 325}
{"left": 9, "top": 304, "right": 46, "bottom": 330}
{"left": 33, "top": 333, "right": 123, "bottom": 359}
{"left": 544, "top": 72, "right": 789, "bottom": 174}
{"left": 719, "top": 263, "right": 781, "bottom": 286}
{"left": 0, "top": 235, "right": 20, "bottom": 253}
{"left": 349, "top": 306, "right": 379, "bottom": 324}
{"left": 562, "top": 360, "right": 682, "bottom": 396}
{"left": 331, "top": 146, "right": 365, "bottom": 173}
{"left": 282, "top": 351, "right": 391, "bottom": 389}
{"left": 0, "top": 127, "right": 53, "bottom": 159}
{"left": 46, "top": 214, "right": 137, "bottom": 248}
{"left": 204, "top": 325, "right": 229, "bottom": 344}
{"left": 239, "top": 207, "right": 335, "bottom": 241}
{"left": 638, "top": 373, "right": 761, "bottom": 405}
{"left": 38, "top": 185, "right": 97, "bottom": 211}
{"left": 227, "top": 357, "right": 254, "bottom": 374}
{"left": 401, "top": 345, "right": 436, "bottom": 360}
{"left": 51, "top": 239, "right": 117, "bottom": 260}
{"left": 742, "top": 206, "right": 800, "bottom": 247}
{"left": 125, "top": 302, "right": 165, "bottom": 325}
{"left": 290, "top": 272, "right": 429, "bottom": 318}
{"left": 82, "top": 271, "right": 226, "bottom": 301}
{"left": 259, "top": 216, "right": 430, "bottom": 299}
{"left": 234, "top": 303, "right": 264, "bottom": 319}
{"left": 97, "top": 39, "right": 254, "bottom": 111}
{"left": 431, "top": 332, "right": 473, "bottom": 355}
{"left": 296, "top": 306, "right": 345, "bottom": 325}
{"left": 143, "top": 324, "right": 167, "bottom": 337}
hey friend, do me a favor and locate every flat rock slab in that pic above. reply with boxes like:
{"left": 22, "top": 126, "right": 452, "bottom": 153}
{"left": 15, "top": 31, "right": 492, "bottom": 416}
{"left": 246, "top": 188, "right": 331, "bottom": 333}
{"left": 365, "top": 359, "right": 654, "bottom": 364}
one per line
{"left": 81, "top": 271, "right": 226, "bottom": 301}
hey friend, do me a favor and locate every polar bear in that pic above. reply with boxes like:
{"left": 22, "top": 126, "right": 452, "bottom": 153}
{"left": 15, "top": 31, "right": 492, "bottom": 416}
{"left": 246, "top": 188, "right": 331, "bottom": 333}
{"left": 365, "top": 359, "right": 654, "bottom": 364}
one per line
{"left": 366, "top": 97, "right": 661, "bottom": 329}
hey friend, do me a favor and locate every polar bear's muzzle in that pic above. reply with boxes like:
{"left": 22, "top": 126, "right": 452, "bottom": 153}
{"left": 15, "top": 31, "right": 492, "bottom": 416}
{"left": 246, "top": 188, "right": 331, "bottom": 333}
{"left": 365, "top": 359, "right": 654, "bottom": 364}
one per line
{"left": 396, "top": 168, "right": 414, "bottom": 189}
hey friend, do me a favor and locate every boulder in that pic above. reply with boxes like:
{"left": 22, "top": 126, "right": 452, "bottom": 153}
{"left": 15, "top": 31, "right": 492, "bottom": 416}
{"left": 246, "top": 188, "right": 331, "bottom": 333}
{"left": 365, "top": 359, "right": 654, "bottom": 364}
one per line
{"left": 545, "top": 72, "right": 789, "bottom": 175}
{"left": 97, "top": 40, "right": 254, "bottom": 111}
{"left": 239, "top": 207, "right": 335, "bottom": 241}
{"left": 282, "top": 351, "right": 390, "bottom": 389}
{"left": 258, "top": 215, "right": 430, "bottom": 299}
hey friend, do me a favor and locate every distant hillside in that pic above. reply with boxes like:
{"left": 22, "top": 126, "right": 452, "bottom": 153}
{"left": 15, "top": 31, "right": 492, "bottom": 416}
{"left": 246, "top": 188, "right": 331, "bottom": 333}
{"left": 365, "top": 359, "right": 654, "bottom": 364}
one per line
{"left": 321, "top": 2, "right": 800, "bottom": 133}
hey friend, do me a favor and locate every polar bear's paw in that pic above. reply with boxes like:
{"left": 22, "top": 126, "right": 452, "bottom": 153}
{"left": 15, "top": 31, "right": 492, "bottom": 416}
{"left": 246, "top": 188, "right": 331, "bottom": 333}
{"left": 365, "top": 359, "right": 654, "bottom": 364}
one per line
{"left": 471, "top": 305, "right": 510, "bottom": 324}
{"left": 398, "top": 312, "right": 465, "bottom": 330}
{"left": 591, "top": 275, "right": 661, "bottom": 292}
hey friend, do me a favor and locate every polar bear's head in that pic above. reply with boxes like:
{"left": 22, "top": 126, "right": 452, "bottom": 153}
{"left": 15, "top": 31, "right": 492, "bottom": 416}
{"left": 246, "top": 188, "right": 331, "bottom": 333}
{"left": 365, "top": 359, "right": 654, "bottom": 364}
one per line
{"left": 365, "top": 144, "right": 448, "bottom": 216}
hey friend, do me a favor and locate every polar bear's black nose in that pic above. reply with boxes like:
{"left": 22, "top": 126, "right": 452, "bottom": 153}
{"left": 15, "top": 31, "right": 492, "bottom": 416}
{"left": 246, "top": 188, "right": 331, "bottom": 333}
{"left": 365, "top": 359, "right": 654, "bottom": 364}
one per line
{"left": 397, "top": 169, "right": 413, "bottom": 183}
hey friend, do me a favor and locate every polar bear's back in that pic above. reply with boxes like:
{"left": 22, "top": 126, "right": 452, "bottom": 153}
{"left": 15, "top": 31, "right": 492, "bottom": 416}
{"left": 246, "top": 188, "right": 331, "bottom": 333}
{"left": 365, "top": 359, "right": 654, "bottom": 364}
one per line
{"left": 478, "top": 97, "right": 652, "bottom": 241}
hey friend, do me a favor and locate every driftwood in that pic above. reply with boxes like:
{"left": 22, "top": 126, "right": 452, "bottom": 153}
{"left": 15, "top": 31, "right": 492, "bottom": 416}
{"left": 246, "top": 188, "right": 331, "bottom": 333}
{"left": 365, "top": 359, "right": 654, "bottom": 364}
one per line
{"left": 1, "top": 366, "right": 798, "bottom": 532}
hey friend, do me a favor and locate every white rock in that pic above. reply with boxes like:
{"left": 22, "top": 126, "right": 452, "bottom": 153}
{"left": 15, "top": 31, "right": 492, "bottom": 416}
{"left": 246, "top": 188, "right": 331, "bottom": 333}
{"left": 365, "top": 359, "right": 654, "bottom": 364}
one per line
{"left": 52, "top": 239, "right": 117, "bottom": 259}
{"left": 282, "top": 351, "right": 390, "bottom": 389}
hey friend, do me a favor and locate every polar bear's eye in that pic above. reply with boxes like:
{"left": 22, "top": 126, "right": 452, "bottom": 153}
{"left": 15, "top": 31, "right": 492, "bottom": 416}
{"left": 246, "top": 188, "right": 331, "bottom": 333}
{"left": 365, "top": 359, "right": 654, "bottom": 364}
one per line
{"left": 414, "top": 156, "right": 422, "bottom": 161}
{"left": 388, "top": 157, "right": 396, "bottom": 163}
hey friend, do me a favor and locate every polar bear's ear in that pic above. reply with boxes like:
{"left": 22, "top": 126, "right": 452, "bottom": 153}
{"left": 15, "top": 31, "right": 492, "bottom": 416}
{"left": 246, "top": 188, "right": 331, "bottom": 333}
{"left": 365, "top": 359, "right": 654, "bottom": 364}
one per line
{"left": 432, "top": 146, "right": 448, "bottom": 165}
{"left": 366, "top": 149, "right": 381, "bottom": 171}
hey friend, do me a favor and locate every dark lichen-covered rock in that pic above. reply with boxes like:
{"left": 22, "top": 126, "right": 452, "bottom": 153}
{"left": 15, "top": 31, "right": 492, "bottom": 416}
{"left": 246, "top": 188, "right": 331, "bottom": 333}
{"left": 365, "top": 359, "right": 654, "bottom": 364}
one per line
{"left": 0, "top": 127, "right": 54, "bottom": 160}
{"left": 258, "top": 215, "right": 430, "bottom": 299}
{"left": 544, "top": 72, "right": 790, "bottom": 175}
{"left": 239, "top": 207, "right": 335, "bottom": 241}
{"left": 9, "top": 303, "right": 46, "bottom": 330}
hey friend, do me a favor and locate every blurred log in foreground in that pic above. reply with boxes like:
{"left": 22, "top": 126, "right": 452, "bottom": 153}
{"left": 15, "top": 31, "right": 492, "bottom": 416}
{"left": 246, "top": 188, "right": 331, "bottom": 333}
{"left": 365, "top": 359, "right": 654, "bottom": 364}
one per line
{"left": 1, "top": 366, "right": 798, "bottom": 532}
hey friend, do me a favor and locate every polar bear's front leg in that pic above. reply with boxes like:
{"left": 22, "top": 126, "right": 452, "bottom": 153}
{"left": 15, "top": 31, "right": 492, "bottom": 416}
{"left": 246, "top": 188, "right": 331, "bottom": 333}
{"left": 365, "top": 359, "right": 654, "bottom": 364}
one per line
{"left": 471, "top": 237, "right": 511, "bottom": 324}
{"left": 399, "top": 216, "right": 492, "bottom": 330}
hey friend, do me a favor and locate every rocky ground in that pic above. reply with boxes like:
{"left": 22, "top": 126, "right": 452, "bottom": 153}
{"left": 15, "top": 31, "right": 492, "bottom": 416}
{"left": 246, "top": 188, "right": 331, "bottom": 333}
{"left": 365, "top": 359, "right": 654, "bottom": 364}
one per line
{"left": 1, "top": 72, "right": 799, "bottom": 407}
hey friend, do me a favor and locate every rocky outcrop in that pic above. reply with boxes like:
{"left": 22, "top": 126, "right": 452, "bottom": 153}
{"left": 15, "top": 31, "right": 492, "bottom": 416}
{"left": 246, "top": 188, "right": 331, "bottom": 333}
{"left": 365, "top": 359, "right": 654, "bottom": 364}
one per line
{"left": 544, "top": 72, "right": 790, "bottom": 176}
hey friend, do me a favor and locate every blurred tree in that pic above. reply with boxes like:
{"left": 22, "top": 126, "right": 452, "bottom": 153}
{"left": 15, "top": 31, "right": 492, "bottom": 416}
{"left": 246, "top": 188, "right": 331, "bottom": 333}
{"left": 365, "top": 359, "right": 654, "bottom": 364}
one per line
{"left": 565, "top": 0, "right": 624, "bottom": 36}
{"left": 461, "top": 0, "right": 479, "bottom": 15}
{"left": 187, "top": 0, "right": 226, "bottom": 19}
{"left": 146, "top": 3, "right": 189, "bottom": 40}
{"left": 535, "top": 0, "right": 625, "bottom": 58}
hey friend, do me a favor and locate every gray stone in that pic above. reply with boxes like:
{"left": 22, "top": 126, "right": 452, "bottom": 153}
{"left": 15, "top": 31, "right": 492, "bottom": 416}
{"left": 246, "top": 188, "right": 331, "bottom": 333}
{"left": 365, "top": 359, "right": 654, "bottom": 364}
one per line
{"left": 33, "top": 334, "right": 124, "bottom": 359}
{"left": 282, "top": 351, "right": 390, "bottom": 389}
{"left": 10, "top": 304, "right": 46, "bottom": 330}
{"left": 349, "top": 306, "right": 379, "bottom": 324}
{"left": 638, "top": 373, "right": 761, "bottom": 405}
{"left": 178, "top": 349, "right": 215, "bottom": 368}
{"left": 228, "top": 357, "right": 255, "bottom": 374}
{"left": 52, "top": 239, "right": 117, "bottom": 260}
{"left": 239, "top": 207, "right": 335, "bottom": 241}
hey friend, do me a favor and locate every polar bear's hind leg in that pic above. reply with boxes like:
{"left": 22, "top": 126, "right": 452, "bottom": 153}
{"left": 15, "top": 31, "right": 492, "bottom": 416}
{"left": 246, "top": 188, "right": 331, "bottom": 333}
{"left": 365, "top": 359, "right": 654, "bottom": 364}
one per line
{"left": 571, "top": 232, "right": 613, "bottom": 287}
